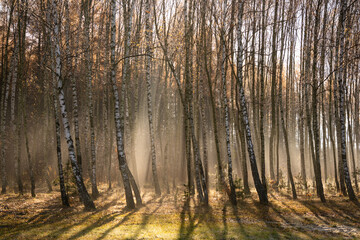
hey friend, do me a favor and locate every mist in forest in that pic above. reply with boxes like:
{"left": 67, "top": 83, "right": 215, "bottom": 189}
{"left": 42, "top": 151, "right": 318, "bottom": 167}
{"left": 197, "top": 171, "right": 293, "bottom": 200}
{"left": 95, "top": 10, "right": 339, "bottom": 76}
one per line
{"left": 0, "top": 0, "right": 359, "bottom": 217}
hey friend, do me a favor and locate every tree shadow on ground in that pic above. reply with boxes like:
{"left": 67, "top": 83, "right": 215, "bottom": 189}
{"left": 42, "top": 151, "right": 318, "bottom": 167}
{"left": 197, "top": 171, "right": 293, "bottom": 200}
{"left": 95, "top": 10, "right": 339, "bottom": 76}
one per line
{"left": 129, "top": 195, "right": 165, "bottom": 239}
{"left": 277, "top": 191, "right": 330, "bottom": 225}
{"left": 251, "top": 196, "right": 317, "bottom": 239}
{"left": 2, "top": 190, "right": 125, "bottom": 239}
{"left": 271, "top": 191, "right": 360, "bottom": 238}
{"left": 62, "top": 191, "right": 143, "bottom": 240}
{"left": 45, "top": 193, "right": 120, "bottom": 239}
{"left": 94, "top": 209, "right": 138, "bottom": 240}
{"left": 326, "top": 199, "right": 360, "bottom": 222}
{"left": 177, "top": 196, "right": 240, "bottom": 240}
{"left": 177, "top": 196, "right": 203, "bottom": 239}
{"left": 2, "top": 193, "right": 87, "bottom": 239}
{"left": 88, "top": 194, "right": 165, "bottom": 240}
{"left": 228, "top": 203, "right": 250, "bottom": 239}
{"left": 251, "top": 200, "right": 285, "bottom": 239}
{"left": 299, "top": 198, "right": 360, "bottom": 225}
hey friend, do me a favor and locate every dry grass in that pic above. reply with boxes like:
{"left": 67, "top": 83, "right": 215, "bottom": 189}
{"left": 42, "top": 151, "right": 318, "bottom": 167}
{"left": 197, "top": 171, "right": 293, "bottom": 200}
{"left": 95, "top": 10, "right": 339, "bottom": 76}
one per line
{"left": 0, "top": 185, "right": 359, "bottom": 239}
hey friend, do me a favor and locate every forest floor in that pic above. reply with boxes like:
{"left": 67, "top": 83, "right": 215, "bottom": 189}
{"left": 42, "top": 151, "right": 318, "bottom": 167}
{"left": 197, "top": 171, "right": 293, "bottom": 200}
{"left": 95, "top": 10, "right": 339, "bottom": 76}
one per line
{"left": 0, "top": 185, "right": 360, "bottom": 239}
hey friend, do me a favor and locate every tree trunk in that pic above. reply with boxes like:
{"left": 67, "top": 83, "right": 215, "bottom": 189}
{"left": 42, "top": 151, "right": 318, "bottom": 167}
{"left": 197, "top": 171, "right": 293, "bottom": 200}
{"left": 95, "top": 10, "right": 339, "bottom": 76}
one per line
{"left": 278, "top": 0, "right": 296, "bottom": 199}
{"left": 320, "top": 0, "right": 328, "bottom": 183}
{"left": 0, "top": 0, "right": 15, "bottom": 195}
{"left": 52, "top": 0, "right": 95, "bottom": 211}
{"left": 52, "top": 72, "right": 69, "bottom": 206}
{"left": 110, "top": 0, "right": 136, "bottom": 209}
{"left": 337, "top": 0, "right": 357, "bottom": 202}
{"left": 221, "top": 0, "right": 236, "bottom": 206}
{"left": 269, "top": 0, "right": 279, "bottom": 184}
{"left": 299, "top": 5, "right": 307, "bottom": 191}
{"left": 310, "top": 0, "right": 326, "bottom": 203}
{"left": 237, "top": 0, "right": 267, "bottom": 204}
{"left": 145, "top": 0, "right": 161, "bottom": 196}
{"left": 328, "top": 12, "right": 340, "bottom": 192}
{"left": 83, "top": 0, "right": 99, "bottom": 198}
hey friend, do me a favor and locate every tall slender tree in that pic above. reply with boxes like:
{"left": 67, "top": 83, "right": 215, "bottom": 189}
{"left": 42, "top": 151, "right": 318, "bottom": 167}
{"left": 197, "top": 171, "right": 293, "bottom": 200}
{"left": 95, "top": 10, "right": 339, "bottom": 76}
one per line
{"left": 110, "top": 0, "right": 139, "bottom": 209}
{"left": 336, "top": 0, "right": 357, "bottom": 202}
{"left": 51, "top": 0, "right": 95, "bottom": 211}
{"left": 237, "top": 0, "right": 268, "bottom": 204}
{"left": 83, "top": 0, "right": 99, "bottom": 198}
{"left": 145, "top": 0, "right": 161, "bottom": 196}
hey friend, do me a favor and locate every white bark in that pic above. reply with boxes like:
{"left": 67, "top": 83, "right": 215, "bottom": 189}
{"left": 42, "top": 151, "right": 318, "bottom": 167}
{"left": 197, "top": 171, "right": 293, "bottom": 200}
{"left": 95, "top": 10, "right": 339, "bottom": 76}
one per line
{"left": 67, "top": 0, "right": 83, "bottom": 174}
{"left": 83, "top": 0, "right": 99, "bottom": 197}
{"left": 145, "top": 0, "right": 161, "bottom": 196}
{"left": 338, "top": 0, "right": 357, "bottom": 201}
{"left": 237, "top": 0, "right": 267, "bottom": 204}
{"left": 221, "top": 0, "right": 236, "bottom": 205}
{"left": 51, "top": 0, "right": 95, "bottom": 210}
{"left": 110, "top": 0, "right": 135, "bottom": 209}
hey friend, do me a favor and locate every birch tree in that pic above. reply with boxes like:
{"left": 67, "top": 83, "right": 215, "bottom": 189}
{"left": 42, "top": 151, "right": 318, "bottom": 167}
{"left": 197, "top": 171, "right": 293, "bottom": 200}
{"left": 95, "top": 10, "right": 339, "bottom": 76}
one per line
{"left": 83, "top": 0, "right": 99, "bottom": 198}
{"left": 237, "top": 0, "right": 268, "bottom": 204}
{"left": 336, "top": 0, "right": 357, "bottom": 202}
{"left": 221, "top": 0, "right": 236, "bottom": 205}
{"left": 51, "top": 0, "right": 95, "bottom": 210}
{"left": 110, "top": 0, "right": 140, "bottom": 209}
{"left": 145, "top": 0, "right": 161, "bottom": 196}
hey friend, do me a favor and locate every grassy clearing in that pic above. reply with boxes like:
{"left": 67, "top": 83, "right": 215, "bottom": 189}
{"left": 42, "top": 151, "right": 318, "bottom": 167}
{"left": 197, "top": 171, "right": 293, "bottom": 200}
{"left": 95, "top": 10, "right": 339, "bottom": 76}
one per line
{"left": 0, "top": 186, "right": 359, "bottom": 239}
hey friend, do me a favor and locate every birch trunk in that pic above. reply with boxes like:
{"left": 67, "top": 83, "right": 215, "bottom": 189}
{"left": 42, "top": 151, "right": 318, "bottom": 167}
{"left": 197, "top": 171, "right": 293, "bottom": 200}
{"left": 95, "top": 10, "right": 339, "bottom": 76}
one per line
{"left": 328, "top": 13, "right": 340, "bottom": 192}
{"left": 21, "top": 88, "right": 36, "bottom": 197}
{"left": 145, "top": 0, "right": 161, "bottom": 196}
{"left": 269, "top": 0, "right": 278, "bottom": 184}
{"left": 201, "top": 5, "right": 226, "bottom": 198}
{"left": 278, "top": 5, "right": 296, "bottom": 198}
{"left": 310, "top": 0, "right": 325, "bottom": 202}
{"left": 83, "top": 0, "right": 99, "bottom": 198}
{"left": 299, "top": 6, "right": 307, "bottom": 190}
{"left": 51, "top": 0, "right": 95, "bottom": 210}
{"left": 110, "top": 0, "right": 136, "bottom": 209}
{"left": 9, "top": 34, "right": 19, "bottom": 194}
{"left": 52, "top": 63, "right": 69, "bottom": 206}
{"left": 333, "top": 2, "right": 347, "bottom": 195}
{"left": 237, "top": 0, "right": 267, "bottom": 204}
{"left": 320, "top": 0, "right": 328, "bottom": 182}
{"left": 337, "top": 0, "right": 357, "bottom": 201}
{"left": 70, "top": 0, "right": 83, "bottom": 174}
{"left": 259, "top": 0, "right": 268, "bottom": 186}
{"left": 221, "top": 0, "right": 236, "bottom": 206}
{"left": 199, "top": 0, "right": 209, "bottom": 188}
